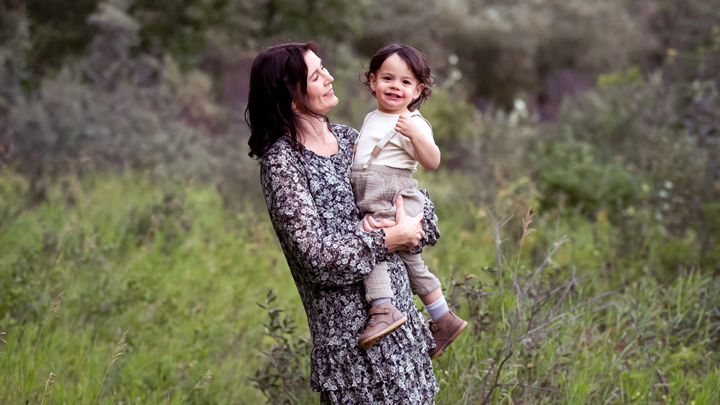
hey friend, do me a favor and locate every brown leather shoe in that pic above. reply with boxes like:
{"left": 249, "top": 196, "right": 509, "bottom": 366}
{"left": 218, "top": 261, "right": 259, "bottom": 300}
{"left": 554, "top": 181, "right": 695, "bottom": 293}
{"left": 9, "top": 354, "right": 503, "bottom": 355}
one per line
{"left": 357, "top": 301, "right": 407, "bottom": 349}
{"left": 428, "top": 311, "right": 468, "bottom": 360}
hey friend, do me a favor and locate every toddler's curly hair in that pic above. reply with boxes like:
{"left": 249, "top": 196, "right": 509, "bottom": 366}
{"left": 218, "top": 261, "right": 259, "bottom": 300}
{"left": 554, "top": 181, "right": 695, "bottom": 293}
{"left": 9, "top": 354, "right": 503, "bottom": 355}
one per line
{"left": 363, "top": 44, "right": 436, "bottom": 111}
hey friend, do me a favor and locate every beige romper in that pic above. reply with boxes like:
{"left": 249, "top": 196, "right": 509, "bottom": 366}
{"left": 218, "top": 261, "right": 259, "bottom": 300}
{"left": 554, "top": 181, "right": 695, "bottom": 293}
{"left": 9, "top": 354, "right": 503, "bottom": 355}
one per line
{"left": 351, "top": 110, "right": 442, "bottom": 303}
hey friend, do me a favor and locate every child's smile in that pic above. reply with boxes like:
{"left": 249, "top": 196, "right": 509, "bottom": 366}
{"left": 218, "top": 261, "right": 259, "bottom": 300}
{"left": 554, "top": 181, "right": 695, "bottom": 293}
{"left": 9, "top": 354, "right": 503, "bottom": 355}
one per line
{"left": 370, "top": 54, "right": 425, "bottom": 114}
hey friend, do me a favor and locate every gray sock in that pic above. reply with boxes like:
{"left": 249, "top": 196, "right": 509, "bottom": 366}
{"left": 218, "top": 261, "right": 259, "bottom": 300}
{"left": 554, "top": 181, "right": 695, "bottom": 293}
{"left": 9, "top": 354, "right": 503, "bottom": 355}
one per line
{"left": 370, "top": 297, "right": 391, "bottom": 308}
{"left": 425, "top": 296, "right": 449, "bottom": 321}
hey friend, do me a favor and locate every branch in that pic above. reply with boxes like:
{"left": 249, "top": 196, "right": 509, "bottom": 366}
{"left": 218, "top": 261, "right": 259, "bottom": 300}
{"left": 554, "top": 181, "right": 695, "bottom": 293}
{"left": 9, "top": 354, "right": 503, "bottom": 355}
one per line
{"left": 626, "top": 313, "right": 670, "bottom": 396}
{"left": 481, "top": 349, "right": 513, "bottom": 405}
{"left": 521, "top": 235, "right": 569, "bottom": 298}
{"left": 497, "top": 383, "right": 560, "bottom": 393}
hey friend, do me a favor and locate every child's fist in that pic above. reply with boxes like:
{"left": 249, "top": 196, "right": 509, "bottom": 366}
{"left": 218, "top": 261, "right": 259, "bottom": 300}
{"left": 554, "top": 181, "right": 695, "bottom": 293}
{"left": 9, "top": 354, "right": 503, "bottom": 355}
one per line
{"left": 395, "top": 115, "right": 422, "bottom": 139}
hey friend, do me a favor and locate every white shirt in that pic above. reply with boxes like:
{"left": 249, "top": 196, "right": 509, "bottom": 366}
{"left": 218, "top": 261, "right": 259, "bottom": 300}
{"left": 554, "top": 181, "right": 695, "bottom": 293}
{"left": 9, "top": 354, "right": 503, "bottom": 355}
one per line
{"left": 354, "top": 110, "right": 434, "bottom": 172}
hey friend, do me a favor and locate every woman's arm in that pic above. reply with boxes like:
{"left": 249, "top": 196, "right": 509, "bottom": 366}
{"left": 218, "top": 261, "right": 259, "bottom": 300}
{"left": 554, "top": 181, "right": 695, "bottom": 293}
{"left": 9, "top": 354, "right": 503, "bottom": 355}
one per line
{"left": 261, "top": 147, "right": 422, "bottom": 286}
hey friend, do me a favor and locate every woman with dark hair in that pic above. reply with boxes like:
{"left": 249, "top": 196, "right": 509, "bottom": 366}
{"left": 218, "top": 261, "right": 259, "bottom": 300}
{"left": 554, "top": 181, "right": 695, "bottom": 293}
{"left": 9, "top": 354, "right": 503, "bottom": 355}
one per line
{"left": 246, "top": 42, "right": 440, "bottom": 403}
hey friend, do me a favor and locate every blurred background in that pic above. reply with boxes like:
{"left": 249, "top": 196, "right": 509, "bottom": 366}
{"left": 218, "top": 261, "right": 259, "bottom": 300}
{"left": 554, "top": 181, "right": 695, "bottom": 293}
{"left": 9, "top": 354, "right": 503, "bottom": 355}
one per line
{"left": 1, "top": 0, "right": 719, "bottom": 403}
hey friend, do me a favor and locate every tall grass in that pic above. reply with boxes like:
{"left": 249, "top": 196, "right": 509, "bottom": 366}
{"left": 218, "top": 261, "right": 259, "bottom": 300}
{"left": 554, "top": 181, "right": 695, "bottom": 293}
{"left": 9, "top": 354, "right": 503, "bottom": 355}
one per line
{"left": 0, "top": 169, "right": 303, "bottom": 403}
{"left": 1, "top": 168, "right": 718, "bottom": 404}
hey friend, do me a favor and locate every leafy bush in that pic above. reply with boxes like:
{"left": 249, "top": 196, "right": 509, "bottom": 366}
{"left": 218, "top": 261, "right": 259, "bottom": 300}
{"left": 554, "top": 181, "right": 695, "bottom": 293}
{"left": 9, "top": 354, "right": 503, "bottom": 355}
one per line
{"left": 532, "top": 137, "right": 636, "bottom": 216}
{"left": 1, "top": 1, "right": 259, "bottom": 208}
{"left": 251, "top": 290, "right": 313, "bottom": 405}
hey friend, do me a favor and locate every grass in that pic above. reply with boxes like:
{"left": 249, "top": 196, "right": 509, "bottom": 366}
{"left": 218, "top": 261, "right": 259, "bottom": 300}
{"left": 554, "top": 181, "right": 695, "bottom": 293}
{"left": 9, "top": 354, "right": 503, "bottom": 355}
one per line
{"left": 0, "top": 168, "right": 718, "bottom": 404}
{"left": 0, "top": 170, "right": 304, "bottom": 404}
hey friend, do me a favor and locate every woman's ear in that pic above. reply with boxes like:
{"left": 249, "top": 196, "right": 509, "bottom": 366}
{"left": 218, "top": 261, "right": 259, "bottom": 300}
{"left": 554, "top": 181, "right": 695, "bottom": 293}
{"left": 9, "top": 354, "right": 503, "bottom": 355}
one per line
{"left": 369, "top": 73, "right": 377, "bottom": 93}
{"left": 413, "top": 83, "right": 425, "bottom": 100}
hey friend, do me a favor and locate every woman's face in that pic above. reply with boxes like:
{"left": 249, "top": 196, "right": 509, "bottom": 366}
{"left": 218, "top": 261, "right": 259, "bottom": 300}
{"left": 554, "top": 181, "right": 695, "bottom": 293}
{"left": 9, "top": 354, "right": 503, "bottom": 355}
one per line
{"left": 300, "top": 50, "right": 338, "bottom": 115}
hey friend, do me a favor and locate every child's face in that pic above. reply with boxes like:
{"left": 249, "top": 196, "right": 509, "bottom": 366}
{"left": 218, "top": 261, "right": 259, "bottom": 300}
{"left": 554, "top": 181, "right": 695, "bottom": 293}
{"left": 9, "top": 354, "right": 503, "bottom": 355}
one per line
{"left": 369, "top": 53, "right": 424, "bottom": 114}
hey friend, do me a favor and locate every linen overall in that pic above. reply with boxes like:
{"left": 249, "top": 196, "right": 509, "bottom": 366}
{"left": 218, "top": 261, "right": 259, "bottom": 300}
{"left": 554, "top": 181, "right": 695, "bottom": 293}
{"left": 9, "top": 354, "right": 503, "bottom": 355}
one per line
{"left": 351, "top": 111, "right": 442, "bottom": 303}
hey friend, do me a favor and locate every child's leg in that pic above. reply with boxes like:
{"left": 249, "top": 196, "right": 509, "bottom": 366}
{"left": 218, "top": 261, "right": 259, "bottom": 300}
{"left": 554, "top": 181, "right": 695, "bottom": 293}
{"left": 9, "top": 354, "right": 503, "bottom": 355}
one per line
{"left": 358, "top": 261, "right": 407, "bottom": 349}
{"left": 398, "top": 251, "right": 468, "bottom": 359}
{"left": 396, "top": 251, "right": 447, "bottom": 320}
{"left": 418, "top": 289, "right": 443, "bottom": 306}
{"left": 390, "top": 184, "right": 451, "bottom": 320}
{"left": 363, "top": 262, "right": 393, "bottom": 305}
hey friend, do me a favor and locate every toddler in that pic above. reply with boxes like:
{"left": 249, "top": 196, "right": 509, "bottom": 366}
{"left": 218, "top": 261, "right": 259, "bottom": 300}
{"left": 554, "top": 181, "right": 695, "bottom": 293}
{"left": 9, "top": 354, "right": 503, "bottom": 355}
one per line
{"left": 352, "top": 44, "right": 467, "bottom": 359}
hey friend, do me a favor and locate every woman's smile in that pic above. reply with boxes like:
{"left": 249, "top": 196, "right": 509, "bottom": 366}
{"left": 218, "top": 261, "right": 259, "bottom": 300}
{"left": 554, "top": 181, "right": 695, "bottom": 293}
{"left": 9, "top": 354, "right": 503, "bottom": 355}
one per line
{"left": 303, "top": 51, "right": 338, "bottom": 114}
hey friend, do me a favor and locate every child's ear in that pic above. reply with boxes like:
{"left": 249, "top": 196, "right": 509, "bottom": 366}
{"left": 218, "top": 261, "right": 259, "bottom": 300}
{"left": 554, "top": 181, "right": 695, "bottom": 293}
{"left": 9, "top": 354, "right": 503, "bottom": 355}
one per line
{"left": 369, "top": 73, "right": 377, "bottom": 92}
{"left": 413, "top": 83, "right": 425, "bottom": 100}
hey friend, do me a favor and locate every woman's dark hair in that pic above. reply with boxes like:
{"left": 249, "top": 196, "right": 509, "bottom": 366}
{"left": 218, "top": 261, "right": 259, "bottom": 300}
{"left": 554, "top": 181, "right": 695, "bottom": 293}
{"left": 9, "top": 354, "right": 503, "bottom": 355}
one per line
{"left": 363, "top": 44, "right": 436, "bottom": 111}
{"left": 246, "top": 42, "right": 328, "bottom": 159}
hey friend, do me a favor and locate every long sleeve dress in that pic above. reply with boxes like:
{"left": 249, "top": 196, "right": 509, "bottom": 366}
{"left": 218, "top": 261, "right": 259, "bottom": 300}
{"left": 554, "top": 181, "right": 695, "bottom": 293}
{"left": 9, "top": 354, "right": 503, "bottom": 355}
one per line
{"left": 259, "top": 123, "right": 441, "bottom": 404}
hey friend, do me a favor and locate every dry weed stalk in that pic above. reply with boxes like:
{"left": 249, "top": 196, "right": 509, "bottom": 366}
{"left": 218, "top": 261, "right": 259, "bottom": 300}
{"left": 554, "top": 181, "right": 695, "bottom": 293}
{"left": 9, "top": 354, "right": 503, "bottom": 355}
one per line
{"left": 0, "top": 332, "right": 6, "bottom": 354}
{"left": 41, "top": 372, "right": 56, "bottom": 405}
{"left": 185, "top": 369, "right": 213, "bottom": 399}
{"left": 95, "top": 330, "right": 128, "bottom": 404}
{"left": 479, "top": 209, "right": 590, "bottom": 404}
{"left": 486, "top": 210, "right": 513, "bottom": 295}
{"left": 46, "top": 291, "right": 65, "bottom": 319}
{"left": 33, "top": 291, "right": 66, "bottom": 356}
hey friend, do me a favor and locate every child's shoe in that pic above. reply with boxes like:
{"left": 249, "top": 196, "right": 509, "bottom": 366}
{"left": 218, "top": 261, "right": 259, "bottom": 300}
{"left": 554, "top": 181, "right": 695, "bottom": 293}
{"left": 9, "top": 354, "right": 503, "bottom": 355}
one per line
{"left": 428, "top": 311, "right": 467, "bottom": 359}
{"left": 358, "top": 301, "right": 407, "bottom": 349}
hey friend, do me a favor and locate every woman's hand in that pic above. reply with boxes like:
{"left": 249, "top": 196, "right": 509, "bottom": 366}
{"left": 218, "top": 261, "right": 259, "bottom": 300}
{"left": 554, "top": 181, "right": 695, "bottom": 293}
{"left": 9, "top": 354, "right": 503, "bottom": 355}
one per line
{"left": 383, "top": 196, "right": 425, "bottom": 252}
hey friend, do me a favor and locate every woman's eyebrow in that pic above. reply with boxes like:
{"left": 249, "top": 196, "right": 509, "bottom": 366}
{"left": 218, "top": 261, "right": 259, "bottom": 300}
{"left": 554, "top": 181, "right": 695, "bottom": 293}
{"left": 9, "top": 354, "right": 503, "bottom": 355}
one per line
{"left": 308, "top": 60, "right": 323, "bottom": 78}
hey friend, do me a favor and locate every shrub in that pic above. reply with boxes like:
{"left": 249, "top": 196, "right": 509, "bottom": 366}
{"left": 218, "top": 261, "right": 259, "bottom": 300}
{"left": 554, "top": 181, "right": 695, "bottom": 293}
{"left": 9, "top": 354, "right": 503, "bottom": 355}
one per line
{"left": 251, "top": 290, "right": 313, "bottom": 405}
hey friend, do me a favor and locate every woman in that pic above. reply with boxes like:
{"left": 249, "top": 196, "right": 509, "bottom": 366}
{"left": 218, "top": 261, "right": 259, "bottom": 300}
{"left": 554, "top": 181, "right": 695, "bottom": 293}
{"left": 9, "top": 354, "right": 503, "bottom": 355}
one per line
{"left": 246, "top": 42, "right": 440, "bottom": 404}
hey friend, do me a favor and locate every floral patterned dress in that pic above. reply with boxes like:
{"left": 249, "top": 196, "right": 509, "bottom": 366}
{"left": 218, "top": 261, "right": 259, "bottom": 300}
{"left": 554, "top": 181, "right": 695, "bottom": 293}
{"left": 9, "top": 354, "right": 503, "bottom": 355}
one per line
{"left": 259, "top": 124, "right": 440, "bottom": 404}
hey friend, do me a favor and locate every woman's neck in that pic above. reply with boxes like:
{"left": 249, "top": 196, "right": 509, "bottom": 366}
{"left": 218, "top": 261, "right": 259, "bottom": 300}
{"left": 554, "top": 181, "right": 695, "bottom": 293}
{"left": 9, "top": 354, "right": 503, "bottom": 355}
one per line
{"left": 295, "top": 113, "right": 327, "bottom": 140}
{"left": 294, "top": 112, "right": 338, "bottom": 156}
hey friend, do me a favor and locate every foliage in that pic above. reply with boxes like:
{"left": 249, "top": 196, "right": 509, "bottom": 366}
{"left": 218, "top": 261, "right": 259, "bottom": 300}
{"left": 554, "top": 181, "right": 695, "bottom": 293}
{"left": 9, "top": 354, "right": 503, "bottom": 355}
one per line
{"left": 250, "top": 290, "right": 313, "bottom": 405}
{"left": 532, "top": 138, "right": 637, "bottom": 216}
{"left": 354, "top": 0, "right": 648, "bottom": 108}
{"left": 129, "top": 0, "right": 238, "bottom": 66}
{"left": 0, "top": 0, "right": 255, "bottom": 75}
{"left": 253, "top": 0, "right": 367, "bottom": 46}
{"left": 3, "top": 1, "right": 255, "bottom": 206}
{"left": 1, "top": 0, "right": 719, "bottom": 403}
{"left": 2, "top": 0, "right": 99, "bottom": 78}
{"left": 0, "top": 166, "right": 718, "bottom": 403}
{"left": 0, "top": 170, "right": 302, "bottom": 403}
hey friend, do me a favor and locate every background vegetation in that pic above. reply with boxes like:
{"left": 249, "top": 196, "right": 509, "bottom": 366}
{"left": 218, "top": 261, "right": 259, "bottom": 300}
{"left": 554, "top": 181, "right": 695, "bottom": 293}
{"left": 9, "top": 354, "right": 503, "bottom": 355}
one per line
{"left": 0, "top": 0, "right": 719, "bottom": 403}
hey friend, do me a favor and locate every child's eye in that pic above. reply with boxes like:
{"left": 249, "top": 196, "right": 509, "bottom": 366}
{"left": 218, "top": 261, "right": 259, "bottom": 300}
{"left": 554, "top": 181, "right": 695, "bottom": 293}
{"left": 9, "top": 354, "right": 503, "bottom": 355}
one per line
{"left": 403, "top": 80, "right": 411, "bottom": 85}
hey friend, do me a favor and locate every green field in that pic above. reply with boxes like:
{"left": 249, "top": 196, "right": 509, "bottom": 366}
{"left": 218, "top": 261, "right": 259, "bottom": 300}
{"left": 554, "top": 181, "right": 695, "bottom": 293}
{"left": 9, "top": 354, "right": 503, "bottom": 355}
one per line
{"left": 2, "top": 0, "right": 719, "bottom": 403}
{"left": 1, "top": 169, "right": 718, "bottom": 404}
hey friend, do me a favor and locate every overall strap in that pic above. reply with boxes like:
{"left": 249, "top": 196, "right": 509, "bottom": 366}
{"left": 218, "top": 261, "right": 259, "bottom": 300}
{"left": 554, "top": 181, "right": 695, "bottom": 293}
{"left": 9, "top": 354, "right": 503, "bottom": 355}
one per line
{"left": 362, "top": 111, "right": 427, "bottom": 169}
{"left": 352, "top": 110, "right": 377, "bottom": 165}
{"left": 362, "top": 126, "right": 397, "bottom": 169}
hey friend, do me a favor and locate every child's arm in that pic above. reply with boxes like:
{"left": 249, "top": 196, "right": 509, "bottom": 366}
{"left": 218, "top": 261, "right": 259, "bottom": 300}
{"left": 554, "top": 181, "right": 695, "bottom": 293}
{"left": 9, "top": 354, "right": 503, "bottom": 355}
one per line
{"left": 395, "top": 114, "right": 441, "bottom": 170}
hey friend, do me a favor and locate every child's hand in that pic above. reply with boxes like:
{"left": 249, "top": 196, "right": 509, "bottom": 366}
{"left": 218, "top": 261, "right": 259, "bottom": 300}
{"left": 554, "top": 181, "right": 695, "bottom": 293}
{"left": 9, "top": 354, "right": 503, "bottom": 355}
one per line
{"left": 395, "top": 115, "right": 423, "bottom": 139}
{"left": 360, "top": 214, "right": 396, "bottom": 232}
